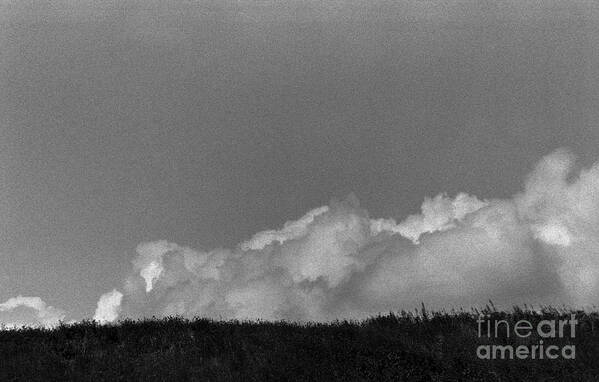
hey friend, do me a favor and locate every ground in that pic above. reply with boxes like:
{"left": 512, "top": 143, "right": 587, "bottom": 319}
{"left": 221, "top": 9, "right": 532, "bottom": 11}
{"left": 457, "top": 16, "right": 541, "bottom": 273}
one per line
{"left": 1, "top": 308, "right": 598, "bottom": 381}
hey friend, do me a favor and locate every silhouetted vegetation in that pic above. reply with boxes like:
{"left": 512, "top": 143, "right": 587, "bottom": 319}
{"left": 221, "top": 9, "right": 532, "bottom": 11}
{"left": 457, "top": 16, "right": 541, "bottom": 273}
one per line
{"left": 1, "top": 306, "right": 598, "bottom": 381}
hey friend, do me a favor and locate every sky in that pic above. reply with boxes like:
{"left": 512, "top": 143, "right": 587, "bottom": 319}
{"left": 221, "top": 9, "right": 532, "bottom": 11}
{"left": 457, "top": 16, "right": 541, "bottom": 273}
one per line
{"left": 1, "top": 0, "right": 599, "bottom": 326}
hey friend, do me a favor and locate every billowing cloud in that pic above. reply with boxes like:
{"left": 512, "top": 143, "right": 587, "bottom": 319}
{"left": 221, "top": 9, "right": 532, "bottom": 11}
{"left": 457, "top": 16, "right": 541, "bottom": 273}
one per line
{"left": 240, "top": 206, "right": 330, "bottom": 251}
{"left": 93, "top": 290, "right": 124, "bottom": 324}
{"left": 370, "top": 192, "right": 489, "bottom": 243}
{"left": 0, "top": 296, "right": 65, "bottom": 328}
{"left": 96, "top": 149, "right": 599, "bottom": 323}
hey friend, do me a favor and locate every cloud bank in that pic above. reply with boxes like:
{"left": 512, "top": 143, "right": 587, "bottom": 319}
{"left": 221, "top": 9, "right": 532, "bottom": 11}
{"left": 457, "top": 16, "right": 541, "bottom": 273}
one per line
{"left": 3, "top": 149, "right": 596, "bottom": 327}
{"left": 0, "top": 296, "right": 65, "bottom": 328}
{"left": 91, "top": 149, "right": 599, "bottom": 323}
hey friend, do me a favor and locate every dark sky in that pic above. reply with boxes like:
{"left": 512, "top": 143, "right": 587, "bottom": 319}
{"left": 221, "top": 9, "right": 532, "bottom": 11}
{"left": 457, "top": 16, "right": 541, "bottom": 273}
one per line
{"left": 1, "top": 0, "right": 599, "bottom": 320}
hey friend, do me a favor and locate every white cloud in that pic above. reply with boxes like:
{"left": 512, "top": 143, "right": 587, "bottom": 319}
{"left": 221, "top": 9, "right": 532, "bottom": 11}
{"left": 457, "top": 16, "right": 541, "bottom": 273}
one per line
{"left": 370, "top": 192, "right": 488, "bottom": 243}
{"left": 93, "top": 290, "right": 123, "bottom": 324}
{"left": 0, "top": 296, "right": 65, "bottom": 328}
{"left": 240, "top": 206, "right": 330, "bottom": 251}
{"left": 97, "top": 149, "right": 599, "bottom": 322}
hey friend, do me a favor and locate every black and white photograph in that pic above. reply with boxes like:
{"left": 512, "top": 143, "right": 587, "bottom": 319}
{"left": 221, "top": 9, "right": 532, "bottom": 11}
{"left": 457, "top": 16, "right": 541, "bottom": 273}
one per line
{"left": 1, "top": 0, "right": 599, "bottom": 380}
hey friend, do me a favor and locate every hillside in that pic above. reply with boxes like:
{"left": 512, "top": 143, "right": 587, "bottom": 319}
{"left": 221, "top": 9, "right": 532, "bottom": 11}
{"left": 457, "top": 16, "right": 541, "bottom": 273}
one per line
{"left": 1, "top": 308, "right": 598, "bottom": 381}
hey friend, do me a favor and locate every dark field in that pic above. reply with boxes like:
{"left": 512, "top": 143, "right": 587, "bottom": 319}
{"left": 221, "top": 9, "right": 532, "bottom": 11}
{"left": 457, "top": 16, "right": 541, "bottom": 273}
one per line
{"left": 1, "top": 307, "right": 598, "bottom": 381}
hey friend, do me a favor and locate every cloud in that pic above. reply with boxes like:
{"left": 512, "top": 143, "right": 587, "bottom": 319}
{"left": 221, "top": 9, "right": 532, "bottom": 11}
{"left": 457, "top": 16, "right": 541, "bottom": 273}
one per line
{"left": 240, "top": 206, "right": 330, "bottom": 251}
{"left": 97, "top": 149, "right": 599, "bottom": 323}
{"left": 370, "top": 192, "right": 489, "bottom": 243}
{"left": 0, "top": 296, "right": 65, "bottom": 328}
{"left": 93, "top": 290, "right": 124, "bottom": 324}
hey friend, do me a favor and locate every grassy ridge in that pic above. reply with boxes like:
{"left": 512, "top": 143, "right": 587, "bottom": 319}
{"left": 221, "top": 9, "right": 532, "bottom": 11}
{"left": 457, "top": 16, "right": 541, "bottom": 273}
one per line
{"left": 1, "top": 307, "right": 598, "bottom": 381}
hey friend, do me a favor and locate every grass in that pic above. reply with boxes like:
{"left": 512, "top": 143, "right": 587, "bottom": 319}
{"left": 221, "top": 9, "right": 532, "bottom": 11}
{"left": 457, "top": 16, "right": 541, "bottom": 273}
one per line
{"left": 1, "top": 306, "right": 598, "bottom": 381}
